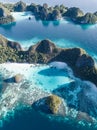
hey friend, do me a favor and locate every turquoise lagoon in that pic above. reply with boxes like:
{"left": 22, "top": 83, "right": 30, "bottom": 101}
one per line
{"left": 0, "top": 11, "right": 97, "bottom": 130}
{"left": 0, "top": 63, "right": 73, "bottom": 92}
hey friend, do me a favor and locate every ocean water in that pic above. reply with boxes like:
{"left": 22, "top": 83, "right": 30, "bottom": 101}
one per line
{"left": 0, "top": 63, "right": 73, "bottom": 92}
{"left": 0, "top": 12, "right": 97, "bottom": 60}
{"left": 0, "top": 107, "right": 91, "bottom": 130}
{"left": 0, "top": 63, "right": 93, "bottom": 130}
{"left": 0, "top": 5, "right": 97, "bottom": 130}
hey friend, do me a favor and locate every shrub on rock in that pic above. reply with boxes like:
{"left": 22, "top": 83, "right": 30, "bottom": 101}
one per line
{"left": 46, "top": 95, "right": 62, "bottom": 114}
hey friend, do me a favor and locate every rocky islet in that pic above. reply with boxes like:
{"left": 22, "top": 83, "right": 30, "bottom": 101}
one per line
{"left": 0, "top": 1, "right": 97, "bottom": 128}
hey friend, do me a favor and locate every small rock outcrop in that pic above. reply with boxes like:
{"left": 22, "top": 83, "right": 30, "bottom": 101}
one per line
{"left": 46, "top": 95, "right": 62, "bottom": 114}
{"left": 33, "top": 94, "right": 63, "bottom": 115}
{"left": 4, "top": 74, "right": 23, "bottom": 83}
{"left": 14, "top": 74, "right": 23, "bottom": 83}
{"left": 13, "top": 1, "right": 26, "bottom": 12}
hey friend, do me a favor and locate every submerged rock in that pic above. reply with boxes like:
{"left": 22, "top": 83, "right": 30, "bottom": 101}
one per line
{"left": 33, "top": 94, "right": 64, "bottom": 115}
{"left": 53, "top": 79, "right": 97, "bottom": 120}
{"left": 46, "top": 95, "right": 62, "bottom": 114}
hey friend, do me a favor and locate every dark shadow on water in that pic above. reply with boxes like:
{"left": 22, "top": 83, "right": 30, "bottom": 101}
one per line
{"left": 34, "top": 16, "right": 61, "bottom": 27}
{"left": 63, "top": 17, "right": 96, "bottom": 30}
{"left": 53, "top": 20, "right": 60, "bottom": 26}
{"left": 1, "top": 106, "right": 91, "bottom": 130}
{"left": 42, "top": 21, "right": 50, "bottom": 27}
{"left": 3, "top": 77, "right": 15, "bottom": 83}
{"left": 32, "top": 97, "right": 52, "bottom": 114}
{"left": 53, "top": 81, "right": 97, "bottom": 119}
{"left": 38, "top": 68, "right": 68, "bottom": 77}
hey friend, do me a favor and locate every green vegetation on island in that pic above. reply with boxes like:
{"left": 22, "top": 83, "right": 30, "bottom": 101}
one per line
{"left": 46, "top": 95, "right": 62, "bottom": 114}
{"left": 0, "top": 35, "right": 97, "bottom": 87}
{"left": 0, "top": 3, "right": 14, "bottom": 24}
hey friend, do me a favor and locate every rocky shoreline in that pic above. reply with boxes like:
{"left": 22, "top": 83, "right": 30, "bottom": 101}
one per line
{"left": 0, "top": 1, "right": 97, "bottom": 128}
{"left": 0, "top": 34, "right": 97, "bottom": 127}
{"left": 0, "top": 35, "right": 97, "bottom": 87}
{"left": 0, "top": 63, "right": 97, "bottom": 128}
{"left": 0, "top": 3, "right": 15, "bottom": 24}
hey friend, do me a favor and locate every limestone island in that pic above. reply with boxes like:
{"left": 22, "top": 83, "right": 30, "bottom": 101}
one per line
{"left": 0, "top": 35, "right": 97, "bottom": 87}
{"left": 0, "top": 3, "right": 15, "bottom": 24}
{"left": 0, "top": 2, "right": 97, "bottom": 128}
{"left": 2, "top": 1, "right": 97, "bottom": 24}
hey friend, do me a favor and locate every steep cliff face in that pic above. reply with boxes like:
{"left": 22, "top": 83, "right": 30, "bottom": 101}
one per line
{"left": 0, "top": 35, "right": 22, "bottom": 50}
{"left": 13, "top": 1, "right": 26, "bottom": 12}
{"left": 0, "top": 36, "right": 97, "bottom": 86}
{"left": 28, "top": 39, "right": 58, "bottom": 54}
{"left": 0, "top": 4, "right": 15, "bottom": 24}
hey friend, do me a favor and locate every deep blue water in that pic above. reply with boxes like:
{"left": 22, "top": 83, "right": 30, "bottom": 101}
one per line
{"left": 0, "top": 10, "right": 97, "bottom": 130}
{"left": 0, "top": 107, "right": 94, "bottom": 130}
{"left": 0, "top": 12, "right": 97, "bottom": 60}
